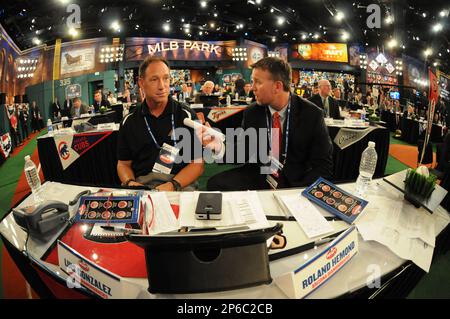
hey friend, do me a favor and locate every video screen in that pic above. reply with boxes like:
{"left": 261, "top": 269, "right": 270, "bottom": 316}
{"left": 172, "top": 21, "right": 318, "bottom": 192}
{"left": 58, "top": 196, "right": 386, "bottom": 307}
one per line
{"left": 390, "top": 91, "right": 400, "bottom": 100}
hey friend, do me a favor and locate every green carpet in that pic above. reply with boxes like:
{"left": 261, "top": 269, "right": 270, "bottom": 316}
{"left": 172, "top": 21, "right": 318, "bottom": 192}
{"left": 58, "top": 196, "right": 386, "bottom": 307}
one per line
{"left": 0, "top": 130, "right": 46, "bottom": 299}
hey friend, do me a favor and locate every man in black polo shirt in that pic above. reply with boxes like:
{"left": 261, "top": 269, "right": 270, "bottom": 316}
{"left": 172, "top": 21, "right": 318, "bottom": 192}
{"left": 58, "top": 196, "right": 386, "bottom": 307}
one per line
{"left": 117, "top": 56, "right": 204, "bottom": 191}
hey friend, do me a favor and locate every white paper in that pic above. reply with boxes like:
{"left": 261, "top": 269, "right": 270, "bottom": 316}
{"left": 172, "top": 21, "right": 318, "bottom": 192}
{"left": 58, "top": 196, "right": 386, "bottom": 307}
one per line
{"left": 91, "top": 223, "right": 126, "bottom": 237}
{"left": 356, "top": 222, "right": 434, "bottom": 272}
{"left": 279, "top": 194, "right": 334, "bottom": 238}
{"left": 178, "top": 191, "right": 269, "bottom": 229}
{"left": 143, "top": 192, "right": 179, "bottom": 235}
{"left": 360, "top": 197, "right": 435, "bottom": 246}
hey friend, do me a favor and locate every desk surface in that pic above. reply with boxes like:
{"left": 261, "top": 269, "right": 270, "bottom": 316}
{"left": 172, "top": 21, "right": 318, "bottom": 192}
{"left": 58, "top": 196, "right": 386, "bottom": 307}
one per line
{"left": 1, "top": 179, "right": 449, "bottom": 299}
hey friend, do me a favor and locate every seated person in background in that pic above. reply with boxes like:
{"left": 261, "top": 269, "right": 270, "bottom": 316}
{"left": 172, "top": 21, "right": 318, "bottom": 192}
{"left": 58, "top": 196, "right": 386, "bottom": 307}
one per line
{"left": 309, "top": 79, "right": 341, "bottom": 119}
{"left": 194, "top": 80, "right": 215, "bottom": 103}
{"left": 332, "top": 87, "right": 341, "bottom": 100}
{"left": 404, "top": 105, "right": 415, "bottom": 118}
{"left": 238, "top": 83, "right": 255, "bottom": 102}
{"left": 117, "top": 56, "right": 204, "bottom": 191}
{"left": 213, "top": 84, "right": 222, "bottom": 95}
{"left": 180, "top": 83, "right": 191, "bottom": 101}
{"left": 107, "top": 92, "right": 117, "bottom": 105}
{"left": 92, "top": 91, "right": 111, "bottom": 113}
{"left": 203, "top": 57, "right": 333, "bottom": 191}
{"left": 70, "top": 97, "right": 89, "bottom": 117}
{"left": 312, "top": 85, "right": 319, "bottom": 96}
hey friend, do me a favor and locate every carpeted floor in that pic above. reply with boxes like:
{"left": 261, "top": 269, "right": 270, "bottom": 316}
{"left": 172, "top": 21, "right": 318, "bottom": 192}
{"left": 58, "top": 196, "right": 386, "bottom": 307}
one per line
{"left": 0, "top": 131, "right": 448, "bottom": 298}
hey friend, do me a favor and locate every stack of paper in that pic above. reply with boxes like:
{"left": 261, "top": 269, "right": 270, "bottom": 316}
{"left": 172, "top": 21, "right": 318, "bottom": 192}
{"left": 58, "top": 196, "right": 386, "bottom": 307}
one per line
{"left": 141, "top": 192, "right": 179, "bottom": 235}
{"left": 277, "top": 194, "right": 334, "bottom": 239}
{"left": 355, "top": 196, "right": 442, "bottom": 272}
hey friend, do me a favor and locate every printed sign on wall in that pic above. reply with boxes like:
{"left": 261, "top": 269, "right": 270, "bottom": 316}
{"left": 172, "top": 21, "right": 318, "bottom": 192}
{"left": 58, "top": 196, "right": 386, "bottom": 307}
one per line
{"left": 61, "top": 47, "right": 96, "bottom": 75}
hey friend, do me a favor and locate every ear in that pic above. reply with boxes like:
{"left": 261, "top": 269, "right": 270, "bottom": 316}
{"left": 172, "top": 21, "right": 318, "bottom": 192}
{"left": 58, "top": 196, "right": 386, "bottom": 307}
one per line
{"left": 274, "top": 80, "right": 284, "bottom": 94}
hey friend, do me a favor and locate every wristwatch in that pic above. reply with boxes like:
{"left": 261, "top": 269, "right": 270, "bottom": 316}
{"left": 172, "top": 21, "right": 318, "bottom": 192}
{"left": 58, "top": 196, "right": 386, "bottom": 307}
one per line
{"left": 170, "top": 179, "right": 182, "bottom": 191}
{"left": 121, "top": 178, "right": 135, "bottom": 187}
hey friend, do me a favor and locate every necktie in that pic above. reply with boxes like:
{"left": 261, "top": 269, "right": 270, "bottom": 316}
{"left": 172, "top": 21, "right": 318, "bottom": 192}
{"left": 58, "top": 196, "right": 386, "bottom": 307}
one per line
{"left": 272, "top": 112, "right": 282, "bottom": 160}
{"left": 323, "top": 97, "right": 330, "bottom": 117}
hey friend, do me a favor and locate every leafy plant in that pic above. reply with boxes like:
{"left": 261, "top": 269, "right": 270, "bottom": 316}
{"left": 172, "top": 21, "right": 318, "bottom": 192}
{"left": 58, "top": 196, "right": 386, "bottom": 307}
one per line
{"left": 404, "top": 168, "right": 437, "bottom": 201}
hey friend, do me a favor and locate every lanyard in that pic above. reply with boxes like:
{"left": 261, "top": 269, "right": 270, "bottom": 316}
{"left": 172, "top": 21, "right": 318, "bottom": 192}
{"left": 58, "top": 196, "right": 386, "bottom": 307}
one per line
{"left": 143, "top": 106, "right": 176, "bottom": 149}
{"left": 265, "top": 96, "right": 291, "bottom": 164}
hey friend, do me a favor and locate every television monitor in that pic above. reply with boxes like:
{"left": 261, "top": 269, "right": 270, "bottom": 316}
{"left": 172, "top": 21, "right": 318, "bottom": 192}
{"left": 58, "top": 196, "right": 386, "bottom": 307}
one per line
{"left": 390, "top": 91, "right": 400, "bottom": 100}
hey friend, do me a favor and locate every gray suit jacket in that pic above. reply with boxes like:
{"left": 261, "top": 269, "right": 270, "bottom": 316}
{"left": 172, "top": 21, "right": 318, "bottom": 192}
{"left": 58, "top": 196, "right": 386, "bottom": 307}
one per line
{"left": 70, "top": 104, "right": 89, "bottom": 117}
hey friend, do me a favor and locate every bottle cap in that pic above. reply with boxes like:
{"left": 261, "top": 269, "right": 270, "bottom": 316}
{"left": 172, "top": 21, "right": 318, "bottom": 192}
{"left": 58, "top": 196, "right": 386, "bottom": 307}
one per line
{"left": 24, "top": 155, "right": 30, "bottom": 161}
{"left": 368, "top": 141, "right": 376, "bottom": 148}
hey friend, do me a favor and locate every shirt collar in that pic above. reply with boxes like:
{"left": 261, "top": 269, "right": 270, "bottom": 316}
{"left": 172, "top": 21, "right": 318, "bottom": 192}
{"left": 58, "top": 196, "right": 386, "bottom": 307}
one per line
{"left": 268, "top": 103, "right": 288, "bottom": 121}
{"left": 141, "top": 97, "right": 173, "bottom": 118}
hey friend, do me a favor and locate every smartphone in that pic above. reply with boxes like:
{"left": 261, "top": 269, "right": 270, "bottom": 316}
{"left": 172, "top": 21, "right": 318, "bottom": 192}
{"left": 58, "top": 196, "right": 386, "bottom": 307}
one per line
{"left": 195, "top": 193, "right": 222, "bottom": 220}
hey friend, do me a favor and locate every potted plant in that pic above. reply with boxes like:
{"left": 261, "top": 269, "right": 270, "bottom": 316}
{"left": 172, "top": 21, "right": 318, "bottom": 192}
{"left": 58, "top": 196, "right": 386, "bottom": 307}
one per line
{"left": 403, "top": 166, "right": 437, "bottom": 207}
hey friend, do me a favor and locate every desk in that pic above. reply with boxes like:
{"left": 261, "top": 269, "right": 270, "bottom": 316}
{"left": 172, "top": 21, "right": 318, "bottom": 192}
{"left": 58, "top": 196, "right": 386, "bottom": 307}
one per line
{"left": 1, "top": 179, "right": 449, "bottom": 299}
{"left": 38, "top": 131, "right": 120, "bottom": 186}
{"left": 327, "top": 125, "right": 390, "bottom": 181}
{"left": 38, "top": 112, "right": 390, "bottom": 186}
{"left": 381, "top": 111, "right": 445, "bottom": 144}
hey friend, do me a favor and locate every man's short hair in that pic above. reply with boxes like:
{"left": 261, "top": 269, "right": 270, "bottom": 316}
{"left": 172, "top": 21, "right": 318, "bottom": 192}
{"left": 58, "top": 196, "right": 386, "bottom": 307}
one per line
{"left": 73, "top": 97, "right": 81, "bottom": 103}
{"left": 139, "top": 56, "right": 170, "bottom": 78}
{"left": 251, "top": 57, "right": 292, "bottom": 92}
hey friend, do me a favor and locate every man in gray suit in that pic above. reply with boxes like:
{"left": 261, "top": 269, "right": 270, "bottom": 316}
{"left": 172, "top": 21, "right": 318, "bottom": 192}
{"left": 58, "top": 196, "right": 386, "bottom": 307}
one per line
{"left": 70, "top": 97, "right": 89, "bottom": 117}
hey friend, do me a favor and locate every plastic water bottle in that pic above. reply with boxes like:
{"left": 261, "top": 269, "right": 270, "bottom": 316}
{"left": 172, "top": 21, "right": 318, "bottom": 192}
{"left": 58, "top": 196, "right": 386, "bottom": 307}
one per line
{"left": 355, "top": 141, "right": 378, "bottom": 197}
{"left": 24, "top": 155, "right": 43, "bottom": 203}
{"left": 235, "top": 92, "right": 239, "bottom": 100}
{"left": 47, "top": 119, "right": 54, "bottom": 137}
{"left": 226, "top": 95, "right": 231, "bottom": 106}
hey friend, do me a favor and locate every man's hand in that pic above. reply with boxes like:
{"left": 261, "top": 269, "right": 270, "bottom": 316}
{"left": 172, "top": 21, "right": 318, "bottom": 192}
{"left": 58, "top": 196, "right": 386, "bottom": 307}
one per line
{"left": 155, "top": 182, "right": 175, "bottom": 192}
{"left": 128, "top": 181, "right": 144, "bottom": 187}
{"left": 195, "top": 122, "right": 223, "bottom": 154}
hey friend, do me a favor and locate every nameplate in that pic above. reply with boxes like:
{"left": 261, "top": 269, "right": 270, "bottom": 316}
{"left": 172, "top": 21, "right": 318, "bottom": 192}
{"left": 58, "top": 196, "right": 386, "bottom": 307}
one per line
{"left": 58, "top": 240, "right": 124, "bottom": 299}
{"left": 97, "top": 123, "right": 117, "bottom": 131}
{"left": 275, "top": 226, "right": 358, "bottom": 299}
{"left": 333, "top": 126, "right": 377, "bottom": 150}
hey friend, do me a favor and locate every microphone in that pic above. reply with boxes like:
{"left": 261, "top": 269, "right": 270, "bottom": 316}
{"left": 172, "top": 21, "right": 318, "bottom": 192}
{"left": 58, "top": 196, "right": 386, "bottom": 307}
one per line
{"left": 183, "top": 118, "right": 225, "bottom": 141}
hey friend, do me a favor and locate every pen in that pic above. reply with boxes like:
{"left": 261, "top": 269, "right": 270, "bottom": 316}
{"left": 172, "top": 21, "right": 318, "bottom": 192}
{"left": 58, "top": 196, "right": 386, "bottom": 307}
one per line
{"left": 100, "top": 225, "right": 142, "bottom": 234}
{"left": 266, "top": 215, "right": 341, "bottom": 222}
{"left": 269, "top": 229, "right": 346, "bottom": 262}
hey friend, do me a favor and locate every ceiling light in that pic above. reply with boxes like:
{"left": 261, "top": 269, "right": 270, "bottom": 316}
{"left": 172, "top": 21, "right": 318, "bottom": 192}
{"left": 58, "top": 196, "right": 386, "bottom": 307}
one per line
{"left": 277, "top": 17, "right": 285, "bottom": 25}
{"left": 200, "top": 1, "right": 207, "bottom": 8}
{"left": 387, "top": 38, "right": 398, "bottom": 48}
{"left": 335, "top": 11, "right": 345, "bottom": 21}
{"left": 432, "top": 23, "right": 443, "bottom": 32}
{"left": 424, "top": 48, "right": 433, "bottom": 57}
{"left": 440, "top": 10, "right": 449, "bottom": 17}
{"left": 68, "top": 27, "right": 79, "bottom": 37}
{"left": 163, "top": 23, "right": 170, "bottom": 32}
{"left": 32, "top": 37, "right": 41, "bottom": 45}
{"left": 271, "top": 36, "right": 276, "bottom": 42}
{"left": 110, "top": 21, "right": 121, "bottom": 32}
{"left": 341, "top": 31, "right": 349, "bottom": 41}
{"left": 385, "top": 15, "right": 394, "bottom": 24}
{"left": 422, "top": 12, "right": 427, "bottom": 18}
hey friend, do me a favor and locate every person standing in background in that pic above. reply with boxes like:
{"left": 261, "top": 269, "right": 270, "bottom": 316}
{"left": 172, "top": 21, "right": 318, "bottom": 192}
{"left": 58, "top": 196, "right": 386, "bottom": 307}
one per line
{"left": 30, "top": 101, "right": 41, "bottom": 133}
{"left": 18, "top": 104, "right": 29, "bottom": 140}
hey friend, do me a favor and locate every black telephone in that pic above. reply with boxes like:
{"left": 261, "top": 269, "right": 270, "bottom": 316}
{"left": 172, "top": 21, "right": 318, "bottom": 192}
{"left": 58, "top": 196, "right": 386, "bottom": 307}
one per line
{"left": 13, "top": 200, "right": 69, "bottom": 236}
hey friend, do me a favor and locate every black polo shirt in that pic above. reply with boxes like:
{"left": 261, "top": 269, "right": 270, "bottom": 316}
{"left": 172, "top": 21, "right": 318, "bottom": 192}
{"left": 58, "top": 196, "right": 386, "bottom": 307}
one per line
{"left": 117, "top": 97, "right": 201, "bottom": 178}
